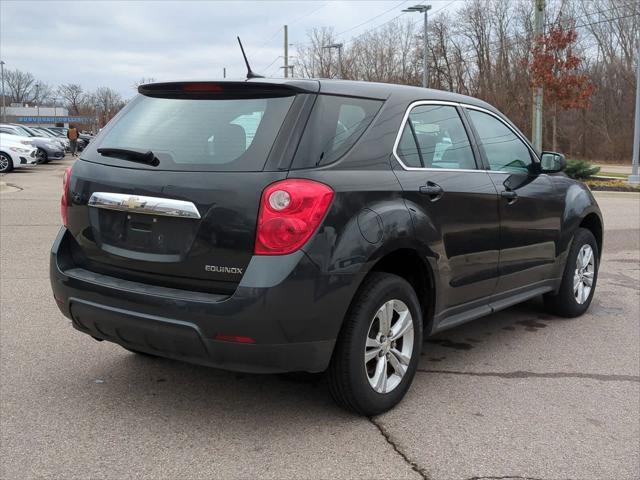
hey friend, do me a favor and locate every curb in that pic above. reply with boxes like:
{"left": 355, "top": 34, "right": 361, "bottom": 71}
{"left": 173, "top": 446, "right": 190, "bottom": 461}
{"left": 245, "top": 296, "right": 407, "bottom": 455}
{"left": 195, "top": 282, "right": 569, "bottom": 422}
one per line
{"left": 592, "top": 190, "right": 640, "bottom": 197}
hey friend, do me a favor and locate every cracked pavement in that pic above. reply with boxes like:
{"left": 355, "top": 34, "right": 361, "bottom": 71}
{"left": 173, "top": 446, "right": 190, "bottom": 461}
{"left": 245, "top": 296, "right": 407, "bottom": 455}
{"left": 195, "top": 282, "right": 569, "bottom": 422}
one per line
{"left": 1, "top": 159, "right": 639, "bottom": 480}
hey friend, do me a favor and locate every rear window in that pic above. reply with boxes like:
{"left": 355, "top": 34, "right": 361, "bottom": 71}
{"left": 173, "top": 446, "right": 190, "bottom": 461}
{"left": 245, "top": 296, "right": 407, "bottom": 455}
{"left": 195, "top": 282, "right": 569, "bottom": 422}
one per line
{"left": 84, "top": 94, "right": 295, "bottom": 171}
{"left": 292, "top": 95, "right": 382, "bottom": 168}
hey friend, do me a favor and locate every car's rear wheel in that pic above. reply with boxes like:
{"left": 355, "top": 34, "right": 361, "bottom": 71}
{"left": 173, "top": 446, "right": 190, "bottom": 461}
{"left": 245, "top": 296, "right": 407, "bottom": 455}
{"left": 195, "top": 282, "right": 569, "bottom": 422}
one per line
{"left": 0, "top": 153, "right": 13, "bottom": 173}
{"left": 36, "top": 148, "right": 48, "bottom": 164}
{"left": 544, "top": 227, "right": 599, "bottom": 317}
{"left": 328, "top": 272, "right": 422, "bottom": 415}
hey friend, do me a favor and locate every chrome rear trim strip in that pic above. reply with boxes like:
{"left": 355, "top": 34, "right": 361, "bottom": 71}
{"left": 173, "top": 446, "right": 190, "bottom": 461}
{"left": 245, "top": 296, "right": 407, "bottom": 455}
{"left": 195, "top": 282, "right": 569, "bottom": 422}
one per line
{"left": 88, "top": 192, "right": 201, "bottom": 219}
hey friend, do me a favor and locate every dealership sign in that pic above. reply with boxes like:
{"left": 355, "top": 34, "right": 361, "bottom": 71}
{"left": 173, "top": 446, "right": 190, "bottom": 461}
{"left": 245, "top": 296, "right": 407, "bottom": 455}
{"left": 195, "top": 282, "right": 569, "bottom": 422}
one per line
{"left": 16, "top": 116, "right": 91, "bottom": 123}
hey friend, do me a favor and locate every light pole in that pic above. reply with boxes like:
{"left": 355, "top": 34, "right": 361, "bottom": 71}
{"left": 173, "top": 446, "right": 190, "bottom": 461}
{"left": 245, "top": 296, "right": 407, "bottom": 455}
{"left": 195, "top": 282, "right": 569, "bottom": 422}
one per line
{"left": 403, "top": 4, "right": 432, "bottom": 88}
{"left": 322, "top": 43, "right": 343, "bottom": 79}
{"left": 35, "top": 82, "right": 40, "bottom": 126}
{"left": 0, "top": 60, "right": 5, "bottom": 122}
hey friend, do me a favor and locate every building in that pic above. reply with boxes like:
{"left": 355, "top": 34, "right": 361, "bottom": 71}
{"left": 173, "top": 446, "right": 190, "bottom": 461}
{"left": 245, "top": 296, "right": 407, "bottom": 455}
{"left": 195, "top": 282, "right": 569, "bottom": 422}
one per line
{"left": 1, "top": 104, "right": 90, "bottom": 128}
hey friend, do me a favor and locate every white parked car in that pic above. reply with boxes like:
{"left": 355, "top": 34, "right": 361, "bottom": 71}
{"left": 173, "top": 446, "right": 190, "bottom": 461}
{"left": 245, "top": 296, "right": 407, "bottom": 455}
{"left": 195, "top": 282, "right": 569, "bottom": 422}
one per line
{"left": 0, "top": 133, "right": 38, "bottom": 173}
{"left": 0, "top": 124, "right": 65, "bottom": 163}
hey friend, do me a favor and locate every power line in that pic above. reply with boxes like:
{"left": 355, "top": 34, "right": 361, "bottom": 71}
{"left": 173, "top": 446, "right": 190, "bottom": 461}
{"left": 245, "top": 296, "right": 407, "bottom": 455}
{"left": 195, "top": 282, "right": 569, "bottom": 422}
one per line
{"left": 261, "top": 56, "right": 282, "bottom": 72}
{"left": 336, "top": 0, "right": 411, "bottom": 37}
{"left": 289, "top": 2, "right": 329, "bottom": 26}
{"left": 293, "top": 0, "right": 459, "bottom": 50}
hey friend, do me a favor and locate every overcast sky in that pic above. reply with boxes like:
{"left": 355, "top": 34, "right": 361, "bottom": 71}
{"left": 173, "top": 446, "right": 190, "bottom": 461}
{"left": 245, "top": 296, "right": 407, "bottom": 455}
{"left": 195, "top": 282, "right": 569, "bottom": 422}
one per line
{"left": 1, "top": 0, "right": 462, "bottom": 99}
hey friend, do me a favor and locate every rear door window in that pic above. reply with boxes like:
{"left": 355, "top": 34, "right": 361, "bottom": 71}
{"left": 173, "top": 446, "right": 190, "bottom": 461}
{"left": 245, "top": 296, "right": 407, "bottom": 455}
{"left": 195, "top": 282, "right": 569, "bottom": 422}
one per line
{"left": 292, "top": 95, "right": 382, "bottom": 168}
{"left": 84, "top": 94, "right": 295, "bottom": 171}
{"left": 395, "top": 104, "right": 477, "bottom": 170}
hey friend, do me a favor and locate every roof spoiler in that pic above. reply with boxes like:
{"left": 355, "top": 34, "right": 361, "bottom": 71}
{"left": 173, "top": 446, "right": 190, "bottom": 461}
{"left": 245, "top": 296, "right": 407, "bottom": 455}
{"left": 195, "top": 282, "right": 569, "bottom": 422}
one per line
{"left": 138, "top": 81, "right": 319, "bottom": 99}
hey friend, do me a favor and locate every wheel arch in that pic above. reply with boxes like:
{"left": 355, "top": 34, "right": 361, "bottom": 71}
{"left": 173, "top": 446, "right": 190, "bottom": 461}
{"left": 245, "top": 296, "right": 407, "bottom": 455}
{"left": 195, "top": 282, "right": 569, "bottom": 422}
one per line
{"left": 578, "top": 212, "right": 603, "bottom": 260}
{"left": 367, "top": 248, "right": 436, "bottom": 335}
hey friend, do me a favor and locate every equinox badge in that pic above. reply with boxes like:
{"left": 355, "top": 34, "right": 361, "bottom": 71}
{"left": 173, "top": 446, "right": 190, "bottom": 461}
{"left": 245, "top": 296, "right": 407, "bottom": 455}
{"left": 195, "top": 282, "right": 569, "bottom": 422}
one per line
{"left": 205, "top": 265, "right": 244, "bottom": 274}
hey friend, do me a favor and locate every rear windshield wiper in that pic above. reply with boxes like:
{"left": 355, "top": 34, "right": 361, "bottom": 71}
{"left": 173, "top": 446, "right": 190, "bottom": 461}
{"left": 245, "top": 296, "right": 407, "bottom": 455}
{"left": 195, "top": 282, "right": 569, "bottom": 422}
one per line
{"left": 97, "top": 147, "right": 160, "bottom": 166}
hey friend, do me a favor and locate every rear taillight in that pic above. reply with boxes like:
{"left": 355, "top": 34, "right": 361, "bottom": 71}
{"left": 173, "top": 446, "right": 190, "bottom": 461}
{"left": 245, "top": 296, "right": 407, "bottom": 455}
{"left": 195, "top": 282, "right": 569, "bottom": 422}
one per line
{"left": 61, "top": 166, "right": 71, "bottom": 226}
{"left": 255, "top": 179, "right": 334, "bottom": 255}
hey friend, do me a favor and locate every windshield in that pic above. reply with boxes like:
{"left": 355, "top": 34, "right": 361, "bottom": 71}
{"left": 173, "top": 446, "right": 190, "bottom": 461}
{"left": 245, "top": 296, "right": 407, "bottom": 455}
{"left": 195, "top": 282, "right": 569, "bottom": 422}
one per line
{"left": 34, "top": 128, "right": 54, "bottom": 137}
{"left": 85, "top": 94, "right": 295, "bottom": 171}
{"left": 14, "top": 126, "right": 35, "bottom": 137}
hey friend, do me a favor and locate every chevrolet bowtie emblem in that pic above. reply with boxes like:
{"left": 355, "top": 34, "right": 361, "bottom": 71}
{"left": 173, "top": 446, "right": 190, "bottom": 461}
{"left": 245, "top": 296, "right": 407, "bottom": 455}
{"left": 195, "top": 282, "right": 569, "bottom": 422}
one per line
{"left": 123, "top": 196, "right": 146, "bottom": 209}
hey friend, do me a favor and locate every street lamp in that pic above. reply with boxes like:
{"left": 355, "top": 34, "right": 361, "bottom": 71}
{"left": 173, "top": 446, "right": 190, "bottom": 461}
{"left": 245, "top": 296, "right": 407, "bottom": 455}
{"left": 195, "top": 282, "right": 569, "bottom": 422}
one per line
{"left": 402, "top": 4, "right": 432, "bottom": 88}
{"left": 322, "top": 43, "right": 344, "bottom": 79}
{"left": 53, "top": 96, "right": 58, "bottom": 121}
{"left": 0, "top": 60, "right": 5, "bottom": 122}
{"left": 35, "top": 82, "right": 41, "bottom": 126}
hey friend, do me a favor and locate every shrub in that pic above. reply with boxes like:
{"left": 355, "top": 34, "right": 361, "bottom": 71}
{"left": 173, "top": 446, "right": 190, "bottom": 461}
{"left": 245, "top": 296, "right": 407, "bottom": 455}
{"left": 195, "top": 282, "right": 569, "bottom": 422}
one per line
{"left": 564, "top": 159, "right": 601, "bottom": 179}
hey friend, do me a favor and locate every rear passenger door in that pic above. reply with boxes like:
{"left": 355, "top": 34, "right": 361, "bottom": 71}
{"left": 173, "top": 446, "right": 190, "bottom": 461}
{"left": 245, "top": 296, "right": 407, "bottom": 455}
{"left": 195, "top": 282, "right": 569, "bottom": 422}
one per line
{"left": 392, "top": 102, "right": 500, "bottom": 316}
{"left": 463, "top": 106, "right": 562, "bottom": 295}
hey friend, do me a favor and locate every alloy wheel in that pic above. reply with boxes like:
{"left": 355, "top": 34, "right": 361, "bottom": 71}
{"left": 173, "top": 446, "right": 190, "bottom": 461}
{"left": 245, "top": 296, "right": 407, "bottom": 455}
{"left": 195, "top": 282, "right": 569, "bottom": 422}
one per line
{"left": 364, "top": 299, "right": 414, "bottom": 394}
{"left": 0, "top": 153, "right": 9, "bottom": 172}
{"left": 574, "top": 244, "right": 595, "bottom": 304}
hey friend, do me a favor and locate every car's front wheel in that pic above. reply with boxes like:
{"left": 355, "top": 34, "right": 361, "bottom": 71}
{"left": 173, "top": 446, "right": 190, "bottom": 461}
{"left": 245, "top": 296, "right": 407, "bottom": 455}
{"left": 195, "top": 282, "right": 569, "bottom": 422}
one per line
{"left": 544, "top": 227, "right": 599, "bottom": 317}
{"left": 0, "top": 152, "right": 13, "bottom": 173}
{"left": 328, "top": 272, "right": 422, "bottom": 415}
{"left": 36, "top": 148, "right": 48, "bottom": 164}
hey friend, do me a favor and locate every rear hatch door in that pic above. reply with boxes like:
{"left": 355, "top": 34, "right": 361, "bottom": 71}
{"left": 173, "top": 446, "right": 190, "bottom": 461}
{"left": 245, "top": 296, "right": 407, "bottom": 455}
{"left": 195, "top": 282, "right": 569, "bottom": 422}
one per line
{"left": 66, "top": 81, "right": 318, "bottom": 293}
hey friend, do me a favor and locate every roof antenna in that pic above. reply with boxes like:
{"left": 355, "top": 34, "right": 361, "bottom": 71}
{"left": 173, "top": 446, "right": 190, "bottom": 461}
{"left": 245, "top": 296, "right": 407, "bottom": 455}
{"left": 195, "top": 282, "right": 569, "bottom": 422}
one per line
{"left": 237, "top": 36, "right": 264, "bottom": 79}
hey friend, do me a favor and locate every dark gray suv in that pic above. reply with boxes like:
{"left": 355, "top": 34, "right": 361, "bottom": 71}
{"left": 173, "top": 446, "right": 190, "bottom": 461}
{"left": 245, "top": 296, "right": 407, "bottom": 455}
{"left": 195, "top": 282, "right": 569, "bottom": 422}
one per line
{"left": 50, "top": 79, "right": 602, "bottom": 414}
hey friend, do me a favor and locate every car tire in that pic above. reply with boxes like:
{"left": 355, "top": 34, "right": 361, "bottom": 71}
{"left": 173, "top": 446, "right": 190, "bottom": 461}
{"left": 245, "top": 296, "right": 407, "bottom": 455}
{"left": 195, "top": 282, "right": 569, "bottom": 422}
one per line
{"left": 328, "top": 272, "right": 422, "bottom": 415}
{"left": 36, "top": 148, "right": 49, "bottom": 164}
{"left": 0, "top": 152, "right": 14, "bottom": 173}
{"left": 544, "top": 227, "right": 599, "bottom": 317}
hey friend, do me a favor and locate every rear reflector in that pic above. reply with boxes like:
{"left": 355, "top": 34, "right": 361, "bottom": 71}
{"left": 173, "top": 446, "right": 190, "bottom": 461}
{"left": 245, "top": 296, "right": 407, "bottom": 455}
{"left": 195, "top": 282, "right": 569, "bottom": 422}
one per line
{"left": 214, "top": 334, "right": 256, "bottom": 344}
{"left": 255, "top": 179, "right": 334, "bottom": 255}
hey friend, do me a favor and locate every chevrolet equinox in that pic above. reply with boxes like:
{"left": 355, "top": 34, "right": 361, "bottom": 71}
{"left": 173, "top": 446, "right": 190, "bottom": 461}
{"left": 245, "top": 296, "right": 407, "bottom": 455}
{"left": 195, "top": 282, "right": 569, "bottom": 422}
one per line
{"left": 50, "top": 79, "right": 603, "bottom": 415}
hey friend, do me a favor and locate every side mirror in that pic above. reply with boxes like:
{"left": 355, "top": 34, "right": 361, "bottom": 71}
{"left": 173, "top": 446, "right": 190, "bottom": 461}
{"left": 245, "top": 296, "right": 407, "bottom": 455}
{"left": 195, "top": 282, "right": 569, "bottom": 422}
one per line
{"left": 540, "top": 152, "right": 566, "bottom": 174}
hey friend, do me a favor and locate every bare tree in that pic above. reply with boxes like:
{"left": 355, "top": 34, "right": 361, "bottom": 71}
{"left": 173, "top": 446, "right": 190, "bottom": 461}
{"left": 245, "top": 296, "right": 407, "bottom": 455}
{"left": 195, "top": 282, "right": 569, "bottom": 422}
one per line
{"left": 4, "top": 68, "right": 36, "bottom": 104}
{"left": 295, "top": 27, "right": 341, "bottom": 79}
{"left": 34, "top": 82, "right": 54, "bottom": 106}
{"left": 92, "top": 87, "right": 124, "bottom": 126}
{"left": 57, "top": 84, "right": 85, "bottom": 114}
{"left": 132, "top": 77, "right": 157, "bottom": 89}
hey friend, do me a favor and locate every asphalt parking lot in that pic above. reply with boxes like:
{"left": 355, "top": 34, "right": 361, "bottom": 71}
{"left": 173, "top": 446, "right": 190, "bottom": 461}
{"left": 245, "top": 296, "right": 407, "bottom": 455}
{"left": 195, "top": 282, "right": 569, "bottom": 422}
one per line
{"left": 1, "top": 158, "right": 639, "bottom": 480}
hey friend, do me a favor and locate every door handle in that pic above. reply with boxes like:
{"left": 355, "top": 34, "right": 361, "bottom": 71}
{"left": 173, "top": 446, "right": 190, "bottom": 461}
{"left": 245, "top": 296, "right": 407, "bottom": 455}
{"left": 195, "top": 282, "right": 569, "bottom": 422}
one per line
{"left": 419, "top": 182, "right": 443, "bottom": 201}
{"left": 500, "top": 190, "right": 518, "bottom": 203}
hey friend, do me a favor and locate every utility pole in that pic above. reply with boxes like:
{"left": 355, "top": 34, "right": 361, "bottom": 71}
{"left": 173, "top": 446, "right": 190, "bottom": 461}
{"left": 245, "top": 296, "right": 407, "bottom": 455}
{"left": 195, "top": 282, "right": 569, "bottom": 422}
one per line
{"left": 284, "top": 25, "right": 289, "bottom": 78}
{"left": 322, "top": 43, "right": 343, "bottom": 79}
{"left": 0, "top": 60, "right": 5, "bottom": 123}
{"left": 629, "top": 37, "right": 640, "bottom": 184}
{"left": 403, "top": 4, "right": 432, "bottom": 88}
{"left": 532, "top": 0, "right": 545, "bottom": 152}
{"left": 223, "top": 67, "right": 226, "bottom": 78}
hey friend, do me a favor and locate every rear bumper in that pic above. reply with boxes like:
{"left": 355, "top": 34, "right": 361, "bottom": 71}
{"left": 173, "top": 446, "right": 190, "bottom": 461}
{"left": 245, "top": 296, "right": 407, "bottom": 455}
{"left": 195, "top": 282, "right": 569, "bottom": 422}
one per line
{"left": 50, "top": 228, "right": 359, "bottom": 373}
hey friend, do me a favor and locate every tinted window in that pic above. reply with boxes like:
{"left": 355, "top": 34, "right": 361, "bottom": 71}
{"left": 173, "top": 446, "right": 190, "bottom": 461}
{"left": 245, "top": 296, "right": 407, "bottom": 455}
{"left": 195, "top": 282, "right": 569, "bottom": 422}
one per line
{"left": 396, "top": 105, "right": 476, "bottom": 169}
{"left": 292, "top": 95, "right": 382, "bottom": 168}
{"left": 86, "top": 94, "right": 295, "bottom": 171}
{"left": 397, "top": 123, "right": 422, "bottom": 167}
{"left": 467, "top": 109, "right": 533, "bottom": 173}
